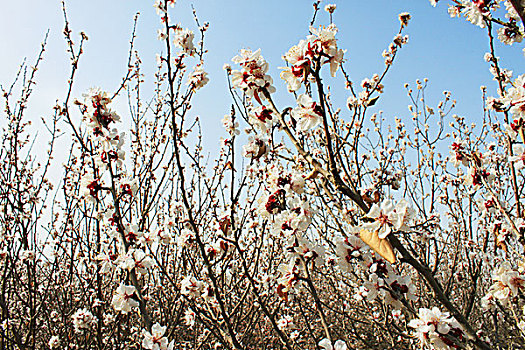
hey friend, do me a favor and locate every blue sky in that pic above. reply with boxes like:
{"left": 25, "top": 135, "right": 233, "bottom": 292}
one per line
{"left": 0, "top": 0, "right": 523, "bottom": 153}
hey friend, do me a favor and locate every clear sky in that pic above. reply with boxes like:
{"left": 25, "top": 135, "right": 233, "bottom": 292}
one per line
{"left": 0, "top": 0, "right": 523, "bottom": 154}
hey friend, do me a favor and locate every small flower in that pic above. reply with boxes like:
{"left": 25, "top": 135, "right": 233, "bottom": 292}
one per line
{"left": 157, "top": 28, "right": 167, "bottom": 41}
{"left": 173, "top": 26, "right": 195, "bottom": 55}
{"left": 319, "top": 338, "right": 347, "bottom": 350}
{"left": 408, "top": 307, "right": 464, "bottom": 350}
{"left": 280, "top": 40, "right": 310, "bottom": 92}
{"left": 21, "top": 250, "right": 35, "bottom": 262}
{"left": 222, "top": 114, "right": 240, "bottom": 136}
{"left": 462, "top": 1, "right": 487, "bottom": 28}
{"left": 292, "top": 94, "right": 323, "bottom": 132}
{"left": 324, "top": 4, "right": 336, "bottom": 14}
{"left": 184, "top": 308, "right": 196, "bottom": 327}
{"left": 81, "top": 175, "right": 103, "bottom": 200}
{"left": 276, "top": 315, "right": 294, "bottom": 331}
{"left": 505, "top": 74, "right": 525, "bottom": 119}
{"left": 142, "top": 323, "right": 174, "bottom": 350}
{"left": 117, "top": 249, "right": 154, "bottom": 276}
{"left": 249, "top": 105, "right": 274, "bottom": 132}
{"left": 231, "top": 49, "right": 275, "bottom": 102}
{"left": 362, "top": 199, "right": 413, "bottom": 239}
{"left": 95, "top": 250, "right": 116, "bottom": 274}
{"left": 276, "top": 261, "right": 301, "bottom": 300}
{"left": 82, "top": 88, "right": 120, "bottom": 137}
{"left": 336, "top": 235, "right": 370, "bottom": 271}
{"left": 484, "top": 262, "right": 525, "bottom": 306}
{"left": 448, "top": 5, "right": 461, "bottom": 18}
{"left": 177, "top": 228, "right": 195, "bottom": 247}
{"left": 48, "top": 336, "right": 60, "bottom": 349}
{"left": 188, "top": 64, "right": 209, "bottom": 90}
{"left": 112, "top": 283, "right": 140, "bottom": 314}
{"left": 464, "top": 166, "right": 494, "bottom": 190}
{"left": 242, "top": 136, "right": 267, "bottom": 159}
{"left": 180, "top": 276, "right": 204, "bottom": 298}
{"left": 153, "top": 0, "right": 166, "bottom": 15}
{"left": 287, "top": 235, "right": 325, "bottom": 266}
{"left": 72, "top": 308, "right": 96, "bottom": 332}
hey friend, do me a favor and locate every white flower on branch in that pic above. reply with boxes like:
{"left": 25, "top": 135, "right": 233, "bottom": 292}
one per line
{"left": 362, "top": 199, "right": 413, "bottom": 239}
{"left": 408, "top": 307, "right": 464, "bottom": 350}
{"left": 117, "top": 249, "right": 154, "bottom": 276}
{"left": 319, "top": 338, "right": 347, "bottom": 350}
{"left": 324, "top": 4, "right": 336, "bottom": 14}
{"left": 231, "top": 48, "right": 275, "bottom": 103}
{"left": 483, "top": 262, "right": 525, "bottom": 306}
{"left": 276, "top": 261, "right": 300, "bottom": 300}
{"left": 448, "top": 139, "right": 469, "bottom": 167}
{"left": 82, "top": 88, "right": 120, "bottom": 139}
{"left": 277, "top": 315, "right": 295, "bottom": 331}
{"left": 287, "top": 235, "right": 325, "bottom": 266}
{"left": 293, "top": 94, "right": 323, "bottom": 132}
{"left": 184, "top": 308, "right": 196, "bottom": 327}
{"left": 462, "top": 1, "right": 488, "bottom": 28}
{"left": 72, "top": 308, "right": 96, "bottom": 332}
{"left": 95, "top": 250, "right": 116, "bottom": 274}
{"left": 172, "top": 26, "right": 195, "bottom": 56}
{"left": 280, "top": 40, "right": 310, "bottom": 92}
{"left": 177, "top": 228, "right": 195, "bottom": 247}
{"left": 336, "top": 235, "right": 371, "bottom": 271}
{"left": 307, "top": 24, "right": 345, "bottom": 77}
{"left": 504, "top": 74, "right": 525, "bottom": 119}
{"left": 180, "top": 276, "right": 204, "bottom": 298}
{"left": 242, "top": 136, "right": 267, "bottom": 160}
{"left": 463, "top": 166, "right": 495, "bottom": 190}
{"left": 188, "top": 64, "right": 209, "bottom": 91}
{"left": 80, "top": 173, "right": 104, "bottom": 201}
{"left": 142, "top": 323, "right": 174, "bottom": 350}
{"left": 221, "top": 114, "right": 240, "bottom": 136}
{"left": 111, "top": 283, "right": 140, "bottom": 314}
{"left": 48, "top": 336, "right": 60, "bottom": 349}
{"left": 248, "top": 105, "right": 275, "bottom": 132}
{"left": 504, "top": 0, "right": 520, "bottom": 20}
{"left": 497, "top": 26, "right": 524, "bottom": 45}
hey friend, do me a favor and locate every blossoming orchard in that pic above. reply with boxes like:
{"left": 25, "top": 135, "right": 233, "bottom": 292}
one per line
{"left": 2, "top": 0, "right": 525, "bottom": 349}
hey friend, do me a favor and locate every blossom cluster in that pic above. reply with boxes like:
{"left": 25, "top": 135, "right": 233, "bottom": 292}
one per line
{"left": 362, "top": 199, "right": 414, "bottom": 239}
{"left": 408, "top": 307, "right": 464, "bottom": 350}
{"left": 481, "top": 262, "right": 525, "bottom": 307}
{"left": 280, "top": 24, "right": 345, "bottom": 92}
{"left": 6, "top": 0, "right": 525, "bottom": 348}
{"left": 142, "top": 323, "right": 174, "bottom": 350}
{"left": 437, "top": 0, "right": 524, "bottom": 45}
{"left": 231, "top": 49, "right": 276, "bottom": 103}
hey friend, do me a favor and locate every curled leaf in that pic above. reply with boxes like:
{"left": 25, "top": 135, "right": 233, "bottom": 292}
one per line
{"left": 359, "top": 228, "right": 396, "bottom": 264}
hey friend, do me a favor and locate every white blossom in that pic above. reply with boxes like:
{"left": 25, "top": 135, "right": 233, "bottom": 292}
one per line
{"left": 142, "top": 323, "right": 174, "bottom": 350}
{"left": 112, "top": 283, "right": 140, "bottom": 314}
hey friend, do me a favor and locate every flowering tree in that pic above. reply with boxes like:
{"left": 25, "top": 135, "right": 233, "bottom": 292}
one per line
{"left": 1, "top": 0, "right": 524, "bottom": 349}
